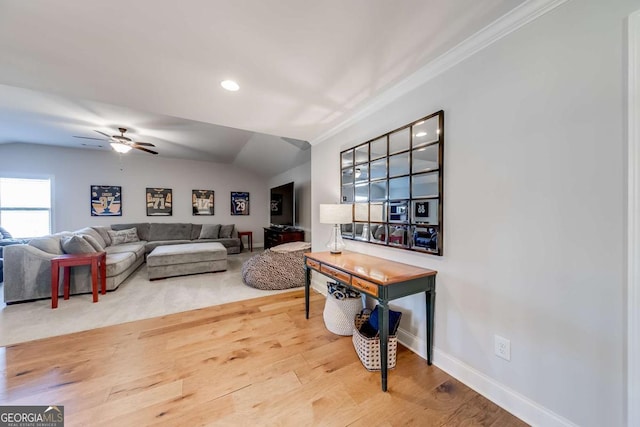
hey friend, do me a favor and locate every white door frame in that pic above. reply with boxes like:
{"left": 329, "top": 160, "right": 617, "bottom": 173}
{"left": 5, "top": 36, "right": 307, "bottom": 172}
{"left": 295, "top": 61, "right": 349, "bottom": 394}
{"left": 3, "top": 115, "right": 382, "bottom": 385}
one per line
{"left": 628, "top": 10, "right": 640, "bottom": 427}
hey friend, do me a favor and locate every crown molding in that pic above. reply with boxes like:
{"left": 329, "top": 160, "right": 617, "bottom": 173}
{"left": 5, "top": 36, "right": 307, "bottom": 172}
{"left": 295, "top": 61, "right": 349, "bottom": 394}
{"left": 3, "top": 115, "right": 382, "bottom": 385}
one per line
{"left": 311, "top": 0, "right": 569, "bottom": 146}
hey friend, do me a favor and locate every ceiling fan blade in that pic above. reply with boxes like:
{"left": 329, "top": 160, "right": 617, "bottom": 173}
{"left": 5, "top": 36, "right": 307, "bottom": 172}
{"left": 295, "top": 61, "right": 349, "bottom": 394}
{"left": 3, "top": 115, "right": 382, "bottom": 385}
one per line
{"left": 73, "top": 136, "right": 106, "bottom": 141}
{"left": 133, "top": 145, "right": 158, "bottom": 155}
{"left": 94, "top": 130, "right": 112, "bottom": 138}
{"left": 133, "top": 141, "right": 156, "bottom": 147}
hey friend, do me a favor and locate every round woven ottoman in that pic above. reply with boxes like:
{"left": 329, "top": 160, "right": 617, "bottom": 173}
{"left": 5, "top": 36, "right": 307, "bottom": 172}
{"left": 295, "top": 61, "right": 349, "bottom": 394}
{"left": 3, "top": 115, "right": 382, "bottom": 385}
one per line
{"left": 241, "top": 242, "right": 311, "bottom": 290}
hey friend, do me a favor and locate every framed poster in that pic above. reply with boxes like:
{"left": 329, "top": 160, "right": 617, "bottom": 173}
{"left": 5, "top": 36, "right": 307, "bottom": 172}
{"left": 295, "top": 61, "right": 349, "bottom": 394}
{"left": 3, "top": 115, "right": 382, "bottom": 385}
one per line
{"left": 231, "top": 191, "right": 250, "bottom": 215}
{"left": 193, "top": 189, "right": 215, "bottom": 215}
{"left": 146, "top": 188, "right": 172, "bottom": 216}
{"left": 91, "top": 185, "right": 122, "bottom": 216}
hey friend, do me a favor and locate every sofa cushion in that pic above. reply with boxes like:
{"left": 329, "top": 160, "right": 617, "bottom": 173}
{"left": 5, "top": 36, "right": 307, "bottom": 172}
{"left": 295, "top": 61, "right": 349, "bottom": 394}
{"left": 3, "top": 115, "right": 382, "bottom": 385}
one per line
{"left": 191, "top": 224, "right": 203, "bottom": 240}
{"left": 111, "top": 223, "right": 150, "bottom": 241}
{"left": 219, "top": 224, "right": 235, "bottom": 238}
{"left": 199, "top": 224, "right": 220, "bottom": 239}
{"left": 82, "top": 235, "right": 105, "bottom": 251}
{"left": 105, "top": 242, "right": 146, "bottom": 260}
{"left": 91, "top": 226, "right": 113, "bottom": 246}
{"left": 105, "top": 252, "right": 137, "bottom": 277}
{"left": 29, "top": 236, "right": 65, "bottom": 255}
{"left": 76, "top": 227, "right": 107, "bottom": 248}
{"left": 108, "top": 228, "right": 140, "bottom": 245}
{"left": 62, "top": 235, "right": 97, "bottom": 254}
{"left": 149, "top": 223, "right": 192, "bottom": 241}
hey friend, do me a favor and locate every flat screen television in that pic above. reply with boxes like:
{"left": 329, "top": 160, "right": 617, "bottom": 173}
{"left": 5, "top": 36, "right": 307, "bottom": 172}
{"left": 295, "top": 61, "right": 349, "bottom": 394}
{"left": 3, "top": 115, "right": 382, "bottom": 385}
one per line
{"left": 270, "top": 182, "right": 295, "bottom": 227}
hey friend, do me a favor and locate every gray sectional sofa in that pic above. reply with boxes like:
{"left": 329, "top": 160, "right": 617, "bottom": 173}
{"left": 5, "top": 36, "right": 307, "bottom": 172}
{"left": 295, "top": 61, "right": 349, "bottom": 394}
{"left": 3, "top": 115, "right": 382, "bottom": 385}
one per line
{"left": 3, "top": 222, "right": 241, "bottom": 304}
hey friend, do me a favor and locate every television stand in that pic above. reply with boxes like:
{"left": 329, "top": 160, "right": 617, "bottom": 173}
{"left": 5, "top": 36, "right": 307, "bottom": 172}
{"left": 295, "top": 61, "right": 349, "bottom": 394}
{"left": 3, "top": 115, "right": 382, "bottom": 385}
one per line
{"left": 264, "top": 227, "right": 305, "bottom": 249}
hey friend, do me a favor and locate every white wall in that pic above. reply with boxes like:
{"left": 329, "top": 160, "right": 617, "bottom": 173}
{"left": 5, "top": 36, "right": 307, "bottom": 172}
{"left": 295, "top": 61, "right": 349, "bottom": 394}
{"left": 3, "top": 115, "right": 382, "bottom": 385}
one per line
{"left": 267, "top": 160, "right": 312, "bottom": 241}
{"left": 0, "top": 143, "right": 269, "bottom": 242}
{"left": 312, "top": 0, "right": 636, "bottom": 426}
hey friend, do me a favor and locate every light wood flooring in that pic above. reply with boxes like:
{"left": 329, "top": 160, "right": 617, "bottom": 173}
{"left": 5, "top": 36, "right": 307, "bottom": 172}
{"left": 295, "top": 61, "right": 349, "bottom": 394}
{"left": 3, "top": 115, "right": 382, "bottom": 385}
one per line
{"left": 0, "top": 290, "right": 528, "bottom": 426}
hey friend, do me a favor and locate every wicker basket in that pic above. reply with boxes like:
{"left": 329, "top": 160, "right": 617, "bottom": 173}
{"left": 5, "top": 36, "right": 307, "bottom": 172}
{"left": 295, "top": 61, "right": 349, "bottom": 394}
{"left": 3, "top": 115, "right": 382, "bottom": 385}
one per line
{"left": 323, "top": 293, "right": 363, "bottom": 335}
{"left": 352, "top": 309, "right": 401, "bottom": 371}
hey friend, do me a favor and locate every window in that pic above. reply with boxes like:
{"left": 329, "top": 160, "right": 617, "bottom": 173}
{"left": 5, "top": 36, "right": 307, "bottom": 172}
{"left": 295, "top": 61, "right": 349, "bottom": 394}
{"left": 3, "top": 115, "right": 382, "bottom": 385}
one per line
{"left": 0, "top": 177, "right": 52, "bottom": 238}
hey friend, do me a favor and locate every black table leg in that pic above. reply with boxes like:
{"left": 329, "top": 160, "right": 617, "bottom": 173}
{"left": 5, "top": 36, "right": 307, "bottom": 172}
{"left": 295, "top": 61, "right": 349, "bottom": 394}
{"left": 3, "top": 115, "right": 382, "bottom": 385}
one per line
{"left": 379, "top": 301, "right": 389, "bottom": 391}
{"left": 426, "top": 288, "right": 436, "bottom": 365}
{"left": 305, "top": 266, "right": 311, "bottom": 319}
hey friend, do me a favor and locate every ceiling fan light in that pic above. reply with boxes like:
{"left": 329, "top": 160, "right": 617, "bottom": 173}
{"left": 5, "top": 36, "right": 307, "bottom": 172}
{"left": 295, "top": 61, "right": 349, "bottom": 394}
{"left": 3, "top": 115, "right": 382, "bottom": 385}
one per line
{"left": 220, "top": 80, "right": 240, "bottom": 91}
{"left": 110, "top": 142, "right": 132, "bottom": 154}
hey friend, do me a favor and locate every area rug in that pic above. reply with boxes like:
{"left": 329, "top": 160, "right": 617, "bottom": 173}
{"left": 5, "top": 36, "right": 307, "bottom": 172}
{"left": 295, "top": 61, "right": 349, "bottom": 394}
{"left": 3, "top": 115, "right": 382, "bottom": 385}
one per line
{"left": 0, "top": 251, "right": 297, "bottom": 347}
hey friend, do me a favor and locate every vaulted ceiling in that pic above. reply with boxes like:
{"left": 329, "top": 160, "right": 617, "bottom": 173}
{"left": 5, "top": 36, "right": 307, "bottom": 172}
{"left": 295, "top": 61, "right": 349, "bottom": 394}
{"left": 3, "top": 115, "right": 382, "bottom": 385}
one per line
{"left": 0, "top": 0, "right": 526, "bottom": 176}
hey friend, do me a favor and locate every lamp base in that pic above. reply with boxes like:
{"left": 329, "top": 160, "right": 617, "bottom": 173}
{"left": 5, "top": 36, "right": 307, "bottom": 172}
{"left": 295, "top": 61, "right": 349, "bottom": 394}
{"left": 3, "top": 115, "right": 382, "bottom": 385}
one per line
{"left": 326, "top": 224, "right": 346, "bottom": 254}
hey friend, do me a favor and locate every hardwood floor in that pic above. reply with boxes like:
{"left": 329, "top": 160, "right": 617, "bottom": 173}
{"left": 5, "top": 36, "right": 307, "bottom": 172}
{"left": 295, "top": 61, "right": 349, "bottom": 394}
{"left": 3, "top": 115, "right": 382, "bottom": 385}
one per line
{"left": 0, "top": 290, "right": 528, "bottom": 426}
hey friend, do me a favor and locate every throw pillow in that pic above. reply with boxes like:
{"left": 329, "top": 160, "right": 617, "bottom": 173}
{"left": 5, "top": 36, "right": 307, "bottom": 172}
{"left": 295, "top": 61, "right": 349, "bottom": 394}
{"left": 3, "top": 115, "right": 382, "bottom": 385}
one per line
{"left": 219, "top": 224, "right": 234, "bottom": 239}
{"left": 368, "top": 305, "right": 402, "bottom": 335}
{"left": 29, "top": 236, "right": 65, "bottom": 255}
{"left": 107, "top": 227, "right": 140, "bottom": 245}
{"left": 199, "top": 224, "right": 221, "bottom": 239}
{"left": 0, "top": 226, "right": 13, "bottom": 239}
{"left": 91, "top": 226, "right": 112, "bottom": 246}
{"left": 82, "top": 234, "right": 104, "bottom": 252}
{"left": 62, "top": 235, "right": 97, "bottom": 254}
{"left": 76, "top": 227, "right": 107, "bottom": 248}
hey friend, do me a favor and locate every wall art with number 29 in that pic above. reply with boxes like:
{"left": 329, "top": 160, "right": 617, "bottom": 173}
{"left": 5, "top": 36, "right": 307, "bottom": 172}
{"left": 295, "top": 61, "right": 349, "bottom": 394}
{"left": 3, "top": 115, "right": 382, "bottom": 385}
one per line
{"left": 231, "top": 192, "right": 250, "bottom": 216}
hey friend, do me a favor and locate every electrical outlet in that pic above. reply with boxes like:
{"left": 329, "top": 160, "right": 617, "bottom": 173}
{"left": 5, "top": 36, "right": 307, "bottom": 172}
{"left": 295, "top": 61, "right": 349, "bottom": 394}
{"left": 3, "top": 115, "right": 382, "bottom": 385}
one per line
{"left": 494, "top": 335, "right": 511, "bottom": 361}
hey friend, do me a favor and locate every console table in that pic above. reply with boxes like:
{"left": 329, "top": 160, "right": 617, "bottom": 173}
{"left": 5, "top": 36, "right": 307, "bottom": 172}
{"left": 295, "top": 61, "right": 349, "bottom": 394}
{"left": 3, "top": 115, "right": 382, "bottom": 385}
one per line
{"left": 304, "top": 251, "right": 437, "bottom": 392}
{"left": 263, "top": 227, "right": 304, "bottom": 249}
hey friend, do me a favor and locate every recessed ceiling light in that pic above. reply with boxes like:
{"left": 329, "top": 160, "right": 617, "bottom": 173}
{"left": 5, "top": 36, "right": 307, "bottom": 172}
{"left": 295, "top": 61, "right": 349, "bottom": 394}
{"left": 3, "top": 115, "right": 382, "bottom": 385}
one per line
{"left": 221, "top": 80, "right": 240, "bottom": 91}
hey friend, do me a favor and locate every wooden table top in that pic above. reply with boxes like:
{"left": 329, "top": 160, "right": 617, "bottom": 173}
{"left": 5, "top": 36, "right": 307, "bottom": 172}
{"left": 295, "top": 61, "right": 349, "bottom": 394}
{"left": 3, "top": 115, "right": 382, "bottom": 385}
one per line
{"left": 305, "top": 251, "right": 437, "bottom": 285}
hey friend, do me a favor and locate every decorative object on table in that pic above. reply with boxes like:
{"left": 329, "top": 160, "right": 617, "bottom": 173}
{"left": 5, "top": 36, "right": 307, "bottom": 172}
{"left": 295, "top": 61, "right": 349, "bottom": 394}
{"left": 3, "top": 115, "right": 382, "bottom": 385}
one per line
{"left": 319, "top": 203, "right": 353, "bottom": 254}
{"left": 323, "top": 281, "right": 362, "bottom": 336}
{"left": 192, "top": 189, "right": 214, "bottom": 215}
{"left": 231, "top": 192, "right": 250, "bottom": 215}
{"left": 352, "top": 307, "right": 403, "bottom": 371}
{"left": 241, "top": 242, "right": 311, "bottom": 290}
{"left": 146, "top": 188, "right": 172, "bottom": 216}
{"left": 91, "top": 185, "right": 122, "bottom": 216}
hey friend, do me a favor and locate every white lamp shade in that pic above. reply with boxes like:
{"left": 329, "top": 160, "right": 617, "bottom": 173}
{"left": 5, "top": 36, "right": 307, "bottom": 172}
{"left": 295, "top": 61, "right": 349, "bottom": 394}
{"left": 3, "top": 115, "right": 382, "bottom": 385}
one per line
{"left": 319, "top": 204, "right": 352, "bottom": 224}
{"left": 110, "top": 142, "right": 133, "bottom": 153}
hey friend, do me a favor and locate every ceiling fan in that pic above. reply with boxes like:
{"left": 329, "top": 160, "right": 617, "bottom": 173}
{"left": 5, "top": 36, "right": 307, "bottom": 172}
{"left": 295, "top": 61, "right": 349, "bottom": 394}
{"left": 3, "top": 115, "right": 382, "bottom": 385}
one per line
{"left": 74, "top": 128, "right": 158, "bottom": 155}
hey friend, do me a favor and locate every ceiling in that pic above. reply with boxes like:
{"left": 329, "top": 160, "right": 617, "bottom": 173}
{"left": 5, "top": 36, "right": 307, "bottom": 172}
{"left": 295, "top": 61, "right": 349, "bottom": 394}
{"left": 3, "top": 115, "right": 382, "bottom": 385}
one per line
{"left": 0, "top": 0, "right": 526, "bottom": 177}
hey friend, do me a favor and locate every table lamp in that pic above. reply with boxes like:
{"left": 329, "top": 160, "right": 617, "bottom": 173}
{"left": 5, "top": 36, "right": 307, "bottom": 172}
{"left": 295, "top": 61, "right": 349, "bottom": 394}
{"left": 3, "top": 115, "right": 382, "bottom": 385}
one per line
{"left": 319, "top": 204, "right": 353, "bottom": 254}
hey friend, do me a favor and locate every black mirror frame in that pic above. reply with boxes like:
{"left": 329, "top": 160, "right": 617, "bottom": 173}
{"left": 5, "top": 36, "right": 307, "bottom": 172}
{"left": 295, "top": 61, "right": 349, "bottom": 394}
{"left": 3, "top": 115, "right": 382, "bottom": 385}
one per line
{"left": 340, "top": 110, "right": 444, "bottom": 256}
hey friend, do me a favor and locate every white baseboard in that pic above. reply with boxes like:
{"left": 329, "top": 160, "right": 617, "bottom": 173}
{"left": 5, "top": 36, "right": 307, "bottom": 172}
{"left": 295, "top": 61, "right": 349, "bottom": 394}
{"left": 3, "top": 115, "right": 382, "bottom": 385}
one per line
{"left": 312, "top": 274, "right": 574, "bottom": 426}
{"left": 398, "top": 328, "right": 577, "bottom": 427}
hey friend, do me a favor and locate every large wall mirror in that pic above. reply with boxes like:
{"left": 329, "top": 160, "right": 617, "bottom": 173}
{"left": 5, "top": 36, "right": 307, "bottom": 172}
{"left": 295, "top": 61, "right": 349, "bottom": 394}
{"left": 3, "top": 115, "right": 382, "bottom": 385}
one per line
{"left": 340, "top": 110, "right": 444, "bottom": 255}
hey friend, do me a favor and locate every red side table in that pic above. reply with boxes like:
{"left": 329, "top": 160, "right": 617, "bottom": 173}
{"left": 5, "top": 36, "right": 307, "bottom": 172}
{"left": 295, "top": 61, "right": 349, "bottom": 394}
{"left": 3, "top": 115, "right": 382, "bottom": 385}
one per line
{"left": 51, "top": 252, "right": 107, "bottom": 309}
{"left": 238, "top": 231, "right": 253, "bottom": 252}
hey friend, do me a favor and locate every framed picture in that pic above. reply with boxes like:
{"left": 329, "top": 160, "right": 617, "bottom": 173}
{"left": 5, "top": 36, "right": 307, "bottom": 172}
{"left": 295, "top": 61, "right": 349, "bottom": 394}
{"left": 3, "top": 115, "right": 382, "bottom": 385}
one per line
{"left": 91, "top": 185, "right": 122, "bottom": 216}
{"left": 231, "top": 191, "right": 250, "bottom": 215}
{"left": 270, "top": 193, "right": 283, "bottom": 216}
{"left": 146, "top": 188, "right": 172, "bottom": 216}
{"left": 193, "top": 190, "right": 215, "bottom": 215}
